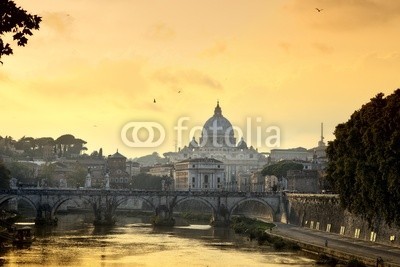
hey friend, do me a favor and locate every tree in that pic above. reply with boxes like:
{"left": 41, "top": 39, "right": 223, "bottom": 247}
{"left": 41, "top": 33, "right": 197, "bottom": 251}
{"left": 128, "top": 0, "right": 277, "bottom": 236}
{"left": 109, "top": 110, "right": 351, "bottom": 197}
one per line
{"left": 66, "top": 165, "right": 86, "bottom": 188}
{"left": 5, "top": 161, "right": 35, "bottom": 183}
{"left": 0, "top": 161, "right": 11, "bottom": 188}
{"left": 0, "top": 0, "right": 41, "bottom": 64}
{"left": 90, "top": 150, "right": 99, "bottom": 158}
{"left": 261, "top": 160, "right": 304, "bottom": 178}
{"left": 55, "top": 134, "right": 87, "bottom": 158}
{"left": 132, "top": 173, "right": 164, "bottom": 190}
{"left": 327, "top": 89, "right": 400, "bottom": 227}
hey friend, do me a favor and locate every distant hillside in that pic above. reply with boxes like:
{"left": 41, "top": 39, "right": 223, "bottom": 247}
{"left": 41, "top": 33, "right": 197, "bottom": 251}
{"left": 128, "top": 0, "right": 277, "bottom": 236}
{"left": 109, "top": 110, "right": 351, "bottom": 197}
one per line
{"left": 133, "top": 152, "right": 168, "bottom": 167}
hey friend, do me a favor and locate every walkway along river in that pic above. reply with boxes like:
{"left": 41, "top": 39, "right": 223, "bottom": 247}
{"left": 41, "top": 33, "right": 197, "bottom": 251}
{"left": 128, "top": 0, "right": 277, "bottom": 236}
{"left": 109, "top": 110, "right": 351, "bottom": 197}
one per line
{"left": 271, "top": 222, "right": 400, "bottom": 267}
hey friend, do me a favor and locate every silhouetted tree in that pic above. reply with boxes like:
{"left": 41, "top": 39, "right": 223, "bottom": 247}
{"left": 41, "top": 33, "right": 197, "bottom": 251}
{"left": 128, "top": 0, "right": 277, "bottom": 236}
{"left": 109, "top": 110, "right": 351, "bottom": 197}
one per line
{"left": 90, "top": 151, "right": 99, "bottom": 158}
{"left": 327, "top": 89, "right": 400, "bottom": 227}
{"left": 0, "top": 161, "right": 11, "bottom": 188}
{"left": 261, "top": 160, "right": 304, "bottom": 178}
{"left": 55, "top": 134, "right": 87, "bottom": 158}
{"left": 0, "top": 0, "right": 41, "bottom": 64}
{"left": 14, "top": 136, "right": 35, "bottom": 156}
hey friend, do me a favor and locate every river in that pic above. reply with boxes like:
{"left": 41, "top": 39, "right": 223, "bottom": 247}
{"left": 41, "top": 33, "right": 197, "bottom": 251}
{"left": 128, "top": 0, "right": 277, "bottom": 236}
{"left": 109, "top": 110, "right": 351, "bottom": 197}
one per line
{"left": 0, "top": 214, "right": 317, "bottom": 266}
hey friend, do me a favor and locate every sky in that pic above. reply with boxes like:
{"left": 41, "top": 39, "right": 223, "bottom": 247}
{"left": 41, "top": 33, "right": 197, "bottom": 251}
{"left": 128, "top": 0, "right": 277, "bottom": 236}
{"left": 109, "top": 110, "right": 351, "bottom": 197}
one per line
{"left": 1, "top": 0, "right": 400, "bottom": 158}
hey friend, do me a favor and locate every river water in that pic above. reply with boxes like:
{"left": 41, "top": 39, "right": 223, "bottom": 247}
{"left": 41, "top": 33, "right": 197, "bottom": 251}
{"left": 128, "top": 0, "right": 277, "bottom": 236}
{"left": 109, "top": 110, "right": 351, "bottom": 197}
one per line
{"left": 0, "top": 214, "right": 317, "bottom": 266}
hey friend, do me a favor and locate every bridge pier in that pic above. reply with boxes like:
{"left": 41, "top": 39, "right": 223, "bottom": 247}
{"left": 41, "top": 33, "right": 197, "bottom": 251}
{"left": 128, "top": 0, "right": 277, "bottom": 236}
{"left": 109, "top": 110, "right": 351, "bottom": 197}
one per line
{"left": 210, "top": 202, "right": 230, "bottom": 227}
{"left": 91, "top": 195, "right": 117, "bottom": 226}
{"left": 151, "top": 195, "right": 176, "bottom": 227}
{"left": 152, "top": 205, "right": 175, "bottom": 227}
{"left": 35, "top": 204, "right": 58, "bottom": 226}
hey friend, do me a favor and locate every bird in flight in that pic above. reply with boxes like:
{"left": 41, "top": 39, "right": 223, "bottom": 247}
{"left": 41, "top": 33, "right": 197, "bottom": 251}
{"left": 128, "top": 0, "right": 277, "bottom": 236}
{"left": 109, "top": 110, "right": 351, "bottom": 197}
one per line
{"left": 153, "top": 98, "right": 156, "bottom": 103}
{"left": 315, "top": 8, "right": 323, "bottom": 12}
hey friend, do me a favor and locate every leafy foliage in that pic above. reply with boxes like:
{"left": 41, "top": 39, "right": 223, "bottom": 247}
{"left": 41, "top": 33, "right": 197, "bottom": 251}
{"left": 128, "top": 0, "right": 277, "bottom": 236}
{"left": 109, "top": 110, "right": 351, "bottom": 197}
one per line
{"left": 0, "top": 161, "right": 11, "bottom": 188}
{"left": 55, "top": 134, "right": 87, "bottom": 158}
{"left": 327, "top": 89, "right": 400, "bottom": 227}
{"left": 0, "top": 134, "right": 87, "bottom": 159}
{"left": 0, "top": 0, "right": 41, "bottom": 63}
{"left": 5, "top": 161, "right": 35, "bottom": 183}
{"left": 66, "top": 165, "right": 87, "bottom": 188}
{"left": 261, "top": 160, "right": 304, "bottom": 178}
{"left": 132, "top": 173, "right": 165, "bottom": 190}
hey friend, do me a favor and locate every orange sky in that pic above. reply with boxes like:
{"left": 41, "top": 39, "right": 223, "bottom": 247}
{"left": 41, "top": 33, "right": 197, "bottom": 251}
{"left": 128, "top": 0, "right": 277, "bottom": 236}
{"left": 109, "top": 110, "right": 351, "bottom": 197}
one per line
{"left": 1, "top": 0, "right": 400, "bottom": 158}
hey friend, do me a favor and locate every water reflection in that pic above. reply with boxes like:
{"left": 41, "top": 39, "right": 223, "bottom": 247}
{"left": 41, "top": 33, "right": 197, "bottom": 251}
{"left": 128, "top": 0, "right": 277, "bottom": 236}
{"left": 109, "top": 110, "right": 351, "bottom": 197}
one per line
{"left": 0, "top": 214, "right": 316, "bottom": 266}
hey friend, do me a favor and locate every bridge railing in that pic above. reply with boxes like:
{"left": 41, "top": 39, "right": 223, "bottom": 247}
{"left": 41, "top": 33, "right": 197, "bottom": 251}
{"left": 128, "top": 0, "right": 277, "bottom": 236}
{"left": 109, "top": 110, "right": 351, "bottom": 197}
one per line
{"left": 0, "top": 188, "right": 280, "bottom": 198}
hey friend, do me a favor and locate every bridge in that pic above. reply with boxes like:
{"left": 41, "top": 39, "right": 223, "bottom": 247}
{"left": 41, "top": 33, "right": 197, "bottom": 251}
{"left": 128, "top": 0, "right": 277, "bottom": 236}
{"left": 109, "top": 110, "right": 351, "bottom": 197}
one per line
{"left": 0, "top": 188, "right": 286, "bottom": 226}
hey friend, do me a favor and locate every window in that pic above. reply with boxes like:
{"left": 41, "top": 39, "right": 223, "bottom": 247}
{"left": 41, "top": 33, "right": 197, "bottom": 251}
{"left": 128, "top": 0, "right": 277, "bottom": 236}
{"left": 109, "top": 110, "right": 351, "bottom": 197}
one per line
{"left": 192, "top": 177, "right": 195, "bottom": 183}
{"left": 204, "top": 175, "right": 208, "bottom": 183}
{"left": 217, "top": 177, "right": 220, "bottom": 183}
{"left": 192, "top": 164, "right": 195, "bottom": 168}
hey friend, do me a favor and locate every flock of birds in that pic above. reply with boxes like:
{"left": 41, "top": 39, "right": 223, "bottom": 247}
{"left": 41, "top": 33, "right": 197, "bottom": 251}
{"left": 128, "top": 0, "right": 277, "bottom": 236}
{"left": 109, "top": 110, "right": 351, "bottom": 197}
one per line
{"left": 153, "top": 90, "right": 181, "bottom": 104}
{"left": 152, "top": 8, "right": 323, "bottom": 105}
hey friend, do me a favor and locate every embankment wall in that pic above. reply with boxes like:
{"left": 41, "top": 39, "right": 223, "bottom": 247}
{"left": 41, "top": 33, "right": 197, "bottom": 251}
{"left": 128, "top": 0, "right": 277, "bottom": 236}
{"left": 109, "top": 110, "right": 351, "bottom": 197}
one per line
{"left": 286, "top": 194, "right": 400, "bottom": 247}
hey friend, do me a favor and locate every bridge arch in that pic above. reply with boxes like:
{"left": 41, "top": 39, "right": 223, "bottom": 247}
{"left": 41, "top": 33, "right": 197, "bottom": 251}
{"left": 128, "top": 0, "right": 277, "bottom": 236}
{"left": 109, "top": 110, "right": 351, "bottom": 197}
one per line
{"left": 229, "top": 197, "right": 276, "bottom": 221}
{"left": 173, "top": 196, "right": 217, "bottom": 214}
{"left": 0, "top": 195, "right": 38, "bottom": 215}
{"left": 51, "top": 196, "right": 93, "bottom": 217}
{"left": 113, "top": 196, "right": 156, "bottom": 211}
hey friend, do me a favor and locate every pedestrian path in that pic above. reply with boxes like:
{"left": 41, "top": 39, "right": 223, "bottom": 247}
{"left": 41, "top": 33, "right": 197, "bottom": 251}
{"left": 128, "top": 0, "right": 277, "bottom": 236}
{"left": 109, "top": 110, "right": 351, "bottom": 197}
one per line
{"left": 272, "top": 223, "right": 400, "bottom": 267}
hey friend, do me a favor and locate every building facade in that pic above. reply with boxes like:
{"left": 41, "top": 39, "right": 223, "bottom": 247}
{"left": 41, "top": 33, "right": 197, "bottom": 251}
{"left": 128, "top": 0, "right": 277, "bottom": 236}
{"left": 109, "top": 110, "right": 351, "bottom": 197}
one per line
{"left": 106, "top": 150, "right": 131, "bottom": 189}
{"left": 174, "top": 158, "right": 225, "bottom": 191}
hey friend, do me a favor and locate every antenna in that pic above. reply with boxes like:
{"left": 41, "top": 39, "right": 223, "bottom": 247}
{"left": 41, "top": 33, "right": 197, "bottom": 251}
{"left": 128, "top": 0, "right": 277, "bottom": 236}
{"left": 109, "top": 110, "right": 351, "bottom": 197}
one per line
{"left": 318, "top": 122, "right": 326, "bottom": 147}
{"left": 321, "top": 123, "right": 324, "bottom": 142}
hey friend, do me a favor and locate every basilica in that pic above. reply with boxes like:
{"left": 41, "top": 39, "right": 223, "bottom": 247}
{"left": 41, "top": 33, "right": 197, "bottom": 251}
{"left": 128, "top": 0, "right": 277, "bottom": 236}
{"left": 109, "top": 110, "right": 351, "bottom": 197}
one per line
{"left": 164, "top": 102, "right": 268, "bottom": 187}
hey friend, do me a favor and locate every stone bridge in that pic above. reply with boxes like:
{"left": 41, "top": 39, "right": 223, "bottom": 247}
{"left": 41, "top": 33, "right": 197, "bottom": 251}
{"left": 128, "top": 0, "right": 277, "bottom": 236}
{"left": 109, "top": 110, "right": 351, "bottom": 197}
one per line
{"left": 0, "top": 188, "right": 285, "bottom": 226}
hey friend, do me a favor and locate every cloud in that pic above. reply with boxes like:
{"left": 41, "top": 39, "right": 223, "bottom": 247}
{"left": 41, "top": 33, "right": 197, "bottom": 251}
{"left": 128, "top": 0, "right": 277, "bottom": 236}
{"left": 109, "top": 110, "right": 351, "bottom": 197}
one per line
{"left": 25, "top": 58, "right": 149, "bottom": 109}
{"left": 42, "top": 12, "right": 73, "bottom": 35}
{"left": 0, "top": 72, "right": 10, "bottom": 83}
{"left": 152, "top": 68, "right": 222, "bottom": 90}
{"left": 312, "top": 42, "right": 334, "bottom": 54}
{"left": 200, "top": 41, "right": 227, "bottom": 57}
{"left": 278, "top": 42, "right": 292, "bottom": 53}
{"left": 144, "top": 22, "right": 175, "bottom": 41}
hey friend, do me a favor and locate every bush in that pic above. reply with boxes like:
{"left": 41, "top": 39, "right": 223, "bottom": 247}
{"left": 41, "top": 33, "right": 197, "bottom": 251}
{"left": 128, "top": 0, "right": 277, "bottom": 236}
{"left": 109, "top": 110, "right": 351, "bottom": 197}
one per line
{"left": 347, "top": 259, "right": 366, "bottom": 267}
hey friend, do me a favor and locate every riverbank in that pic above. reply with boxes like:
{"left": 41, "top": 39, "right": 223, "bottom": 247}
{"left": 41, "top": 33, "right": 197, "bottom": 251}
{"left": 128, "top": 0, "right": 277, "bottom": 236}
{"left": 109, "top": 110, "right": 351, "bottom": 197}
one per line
{"left": 230, "top": 216, "right": 301, "bottom": 250}
{"left": 271, "top": 222, "right": 400, "bottom": 267}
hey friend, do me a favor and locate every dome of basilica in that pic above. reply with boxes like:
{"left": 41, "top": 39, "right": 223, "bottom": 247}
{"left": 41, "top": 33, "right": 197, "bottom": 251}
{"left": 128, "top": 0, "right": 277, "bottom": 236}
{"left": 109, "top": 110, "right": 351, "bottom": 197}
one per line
{"left": 199, "top": 102, "right": 236, "bottom": 147}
